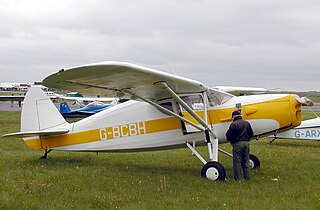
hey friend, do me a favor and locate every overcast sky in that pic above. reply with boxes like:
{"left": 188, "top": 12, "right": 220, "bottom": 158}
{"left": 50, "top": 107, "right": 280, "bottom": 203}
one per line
{"left": 0, "top": 0, "right": 319, "bottom": 91}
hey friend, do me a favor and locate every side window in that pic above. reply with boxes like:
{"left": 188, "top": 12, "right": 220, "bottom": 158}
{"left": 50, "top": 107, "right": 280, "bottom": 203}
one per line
{"left": 159, "top": 101, "right": 174, "bottom": 112}
{"left": 181, "top": 95, "right": 204, "bottom": 111}
{"left": 156, "top": 100, "right": 175, "bottom": 115}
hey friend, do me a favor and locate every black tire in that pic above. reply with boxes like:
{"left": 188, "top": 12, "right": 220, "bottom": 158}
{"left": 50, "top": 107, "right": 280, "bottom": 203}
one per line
{"left": 201, "top": 161, "right": 226, "bottom": 181}
{"left": 249, "top": 154, "right": 260, "bottom": 169}
{"left": 39, "top": 156, "right": 47, "bottom": 160}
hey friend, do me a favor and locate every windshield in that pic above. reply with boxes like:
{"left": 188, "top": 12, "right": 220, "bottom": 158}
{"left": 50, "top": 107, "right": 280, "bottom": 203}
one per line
{"left": 207, "top": 88, "right": 233, "bottom": 107}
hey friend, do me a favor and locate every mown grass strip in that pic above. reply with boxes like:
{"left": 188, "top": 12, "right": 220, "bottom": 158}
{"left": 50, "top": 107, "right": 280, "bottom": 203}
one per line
{"left": 0, "top": 111, "right": 319, "bottom": 209}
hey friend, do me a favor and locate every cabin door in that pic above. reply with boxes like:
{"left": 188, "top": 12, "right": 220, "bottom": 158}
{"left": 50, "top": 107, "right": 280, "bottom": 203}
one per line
{"left": 179, "top": 94, "right": 206, "bottom": 134}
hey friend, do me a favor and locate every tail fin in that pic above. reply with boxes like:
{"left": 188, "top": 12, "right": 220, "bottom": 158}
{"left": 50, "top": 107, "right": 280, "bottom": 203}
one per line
{"left": 21, "top": 87, "right": 68, "bottom": 132}
{"left": 59, "top": 102, "right": 71, "bottom": 114}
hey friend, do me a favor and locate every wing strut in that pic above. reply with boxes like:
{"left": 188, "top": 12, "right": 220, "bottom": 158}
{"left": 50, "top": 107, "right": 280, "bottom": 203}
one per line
{"left": 155, "top": 82, "right": 217, "bottom": 138}
{"left": 122, "top": 90, "right": 205, "bottom": 132}
{"left": 122, "top": 82, "right": 225, "bottom": 180}
{"left": 125, "top": 82, "right": 221, "bottom": 170}
{"left": 154, "top": 82, "right": 220, "bottom": 162}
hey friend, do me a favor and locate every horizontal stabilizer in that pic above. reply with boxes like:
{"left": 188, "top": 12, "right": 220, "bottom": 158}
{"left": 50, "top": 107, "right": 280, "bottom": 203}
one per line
{"left": 3, "top": 128, "right": 69, "bottom": 138}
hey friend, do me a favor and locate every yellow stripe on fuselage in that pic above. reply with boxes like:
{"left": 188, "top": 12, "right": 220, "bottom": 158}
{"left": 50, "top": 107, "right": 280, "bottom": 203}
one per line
{"left": 24, "top": 117, "right": 181, "bottom": 149}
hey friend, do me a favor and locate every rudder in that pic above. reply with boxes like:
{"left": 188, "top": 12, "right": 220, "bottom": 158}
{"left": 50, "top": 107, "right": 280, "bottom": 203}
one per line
{"left": 59, "top": 102, "right": 71, "bottom": 114}
{"left": 21, "top": 87, "right": 67, "bottom": 132}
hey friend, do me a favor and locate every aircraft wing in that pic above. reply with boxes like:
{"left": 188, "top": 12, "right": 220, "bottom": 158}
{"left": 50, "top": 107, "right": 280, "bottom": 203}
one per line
{"left": 60, "top": 111, "right": 93, "bottom": 118}
{"left": 213, "top": 86, "right": 268, "bottom": 96}
{"left": 58, "top": 96, "right": 115, "bottom": 103}
{"left": 43, "top": 61, "right": 207, "bottom": 101}
{"left": 77, "top": 110, "right": 97, "bottom": 114}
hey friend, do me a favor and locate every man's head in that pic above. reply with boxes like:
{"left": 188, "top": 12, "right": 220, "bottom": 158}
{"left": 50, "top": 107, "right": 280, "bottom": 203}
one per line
{"left": 231, "top": 110, "right": 241, "bottom": 118}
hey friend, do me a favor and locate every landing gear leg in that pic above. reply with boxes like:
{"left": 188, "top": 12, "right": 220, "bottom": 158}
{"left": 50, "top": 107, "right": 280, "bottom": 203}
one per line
{"left": 204, "top": 129, "right": 226, "bottom": 180}
{"left": 186, "top": 129, "right": 226, "bottom": 181}
{"left": 190, "top": 141, "right": 196, "bottom": 156}
{"left": 40, "top": 149, "right": 52, "bottom": 160}
{"left": 269, "top": 130, "right": 278, "bottom": 143}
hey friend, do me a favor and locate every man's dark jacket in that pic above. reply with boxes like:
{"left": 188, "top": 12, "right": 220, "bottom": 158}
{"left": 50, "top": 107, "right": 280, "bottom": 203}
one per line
{"left": 226, "top": 116, "right": 254, "bottom": 144}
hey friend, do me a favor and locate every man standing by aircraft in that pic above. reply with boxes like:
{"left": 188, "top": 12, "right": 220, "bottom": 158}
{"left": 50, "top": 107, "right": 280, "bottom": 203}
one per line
{"left": 226, "top": 110, "right": 254, "bottom": 181}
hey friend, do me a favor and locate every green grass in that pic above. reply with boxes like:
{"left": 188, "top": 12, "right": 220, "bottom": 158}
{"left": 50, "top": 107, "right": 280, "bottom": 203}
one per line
{"left": 0, "top": 111, "right": 319, "bottom": 209}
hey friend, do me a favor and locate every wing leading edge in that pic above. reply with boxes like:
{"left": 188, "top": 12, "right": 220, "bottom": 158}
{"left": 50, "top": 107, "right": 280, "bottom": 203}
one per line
{"left": 43, "top": 61, "right": 207, "bottom": 101}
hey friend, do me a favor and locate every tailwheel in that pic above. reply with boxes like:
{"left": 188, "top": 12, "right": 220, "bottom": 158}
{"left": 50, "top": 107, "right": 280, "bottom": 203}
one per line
{"left": 201, "top": 161, "right": 226, "bottom": 181}
{"left": 39, "top": 149, "right": 52, "bottom": 160}
{"left": 249, "top": 154, "right": 260, "bottom": 169}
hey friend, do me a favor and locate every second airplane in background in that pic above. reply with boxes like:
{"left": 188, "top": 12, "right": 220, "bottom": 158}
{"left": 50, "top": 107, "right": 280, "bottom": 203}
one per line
{"left": 59, "top": 101, "right": 116, "bottom": 118}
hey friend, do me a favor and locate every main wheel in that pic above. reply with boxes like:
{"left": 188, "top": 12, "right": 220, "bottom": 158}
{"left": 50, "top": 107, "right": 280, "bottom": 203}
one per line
{"left": 201, "top": 161, "right": 226, "bottom": 181}
{"left": 249, "top": 154, "right": 260, "bottom": 169}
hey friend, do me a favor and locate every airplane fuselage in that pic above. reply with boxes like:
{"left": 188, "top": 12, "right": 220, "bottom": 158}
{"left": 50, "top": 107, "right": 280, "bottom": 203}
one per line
{"left": 23, "top": 93, "right": 301, "bottom": 152}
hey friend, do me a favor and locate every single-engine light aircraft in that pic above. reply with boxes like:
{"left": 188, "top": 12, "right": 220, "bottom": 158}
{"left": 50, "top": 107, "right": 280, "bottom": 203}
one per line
{"left": 59, "top": 101, "right": 116, "bottom": 118}
{"left": 59, "top": 92, "right": 116, "bottom": 107}
{"left": 3, "top": 61, "right": 310, "bottom": 181}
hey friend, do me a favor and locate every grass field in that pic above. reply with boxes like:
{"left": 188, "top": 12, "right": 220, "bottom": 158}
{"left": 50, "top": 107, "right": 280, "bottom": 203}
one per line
{"left": 0, "top": 111, "right": 319, "bottom": 209}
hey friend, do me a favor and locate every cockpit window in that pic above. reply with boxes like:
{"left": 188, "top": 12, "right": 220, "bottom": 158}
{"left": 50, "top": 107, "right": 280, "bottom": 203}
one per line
{"left": 207, "top": 88, "right": 233, "bottom": 107}
{"left": 156, "top": 90, "right": 232, "bottom": 114}
{"left": 181, "top": 95, "right": 204, "bottom": 110}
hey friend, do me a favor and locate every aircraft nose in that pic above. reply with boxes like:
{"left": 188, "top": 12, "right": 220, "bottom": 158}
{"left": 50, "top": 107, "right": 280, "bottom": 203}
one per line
{"left": 290, "top": 94, "right": 303, "bottom": 128}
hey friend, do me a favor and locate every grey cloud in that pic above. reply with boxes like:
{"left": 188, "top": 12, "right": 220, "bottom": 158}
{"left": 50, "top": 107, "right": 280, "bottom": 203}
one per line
{"left": 0, "top": 0, "right": 319, "bottom": 91}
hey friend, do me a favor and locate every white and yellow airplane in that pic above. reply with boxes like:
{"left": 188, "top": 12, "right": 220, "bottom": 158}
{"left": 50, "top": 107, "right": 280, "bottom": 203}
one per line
{"left": 3, "top": 61, "right": 308, "bottom": 181}
{"left": 270, "top": 117, "right": 320, "bottom": 141}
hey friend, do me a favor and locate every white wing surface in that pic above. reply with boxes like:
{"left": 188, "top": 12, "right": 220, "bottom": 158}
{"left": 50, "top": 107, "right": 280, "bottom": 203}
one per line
{"left": 213, "top": 86, "right": 268, "bottom": 96}
{"left": 43, "top": 61, "right": 207, "bottom": 101}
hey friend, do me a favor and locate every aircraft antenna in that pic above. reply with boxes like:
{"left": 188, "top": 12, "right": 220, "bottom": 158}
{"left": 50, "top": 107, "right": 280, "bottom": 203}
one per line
{"left": 308, "top": 107, "right": 319, "bottom": 118}
{"left": 170, "top": 64, "right": 177, "bottom": 75}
